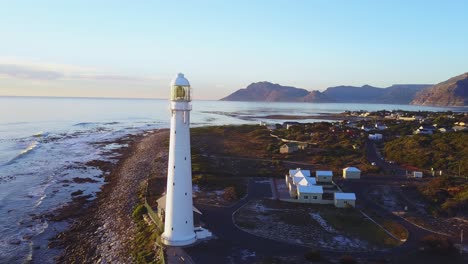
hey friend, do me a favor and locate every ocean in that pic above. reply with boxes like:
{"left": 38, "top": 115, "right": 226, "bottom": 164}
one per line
{"left": 0, "top": 96, "right": 463, "bottom": 263}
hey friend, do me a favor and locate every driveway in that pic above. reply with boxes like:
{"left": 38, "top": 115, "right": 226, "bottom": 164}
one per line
{"left": 185, "top": 178, "right": 308, "bottom": 263}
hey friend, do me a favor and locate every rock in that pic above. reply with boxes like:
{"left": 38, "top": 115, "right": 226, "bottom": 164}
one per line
{"left": 9, "top": 239, "right": 21, "bottom": 245}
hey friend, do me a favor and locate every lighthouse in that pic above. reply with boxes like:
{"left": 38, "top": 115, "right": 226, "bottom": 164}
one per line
{"left": 161, "top": 73, "right": 197, "bottom": 246}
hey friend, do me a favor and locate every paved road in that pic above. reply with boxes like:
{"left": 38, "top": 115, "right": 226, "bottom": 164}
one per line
{"left": 185, "top": 179, "right": 308, "bottom": 263}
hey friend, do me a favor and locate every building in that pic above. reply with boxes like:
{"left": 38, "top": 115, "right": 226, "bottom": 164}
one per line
{"left": 438, "top": 127, "right": 453, "bottom": 133}
{"left": 280, "top": 143, "right": 299, "bottom": 154}
{"left": 368, "top": 133, "right": 383, "bottom": 140}
{"left": 286, "top": 168, "right": 313, "bottom": 198}
{"left": 375, "top": 123, "right": 388, "bottom": 130}
{"left": 334, "top": 193, "right": 356, "bottom": 208}
{"left": 316, "top": 170, "right": 333, "bottom": 183}
{"left": 413, "top": 171, "right": 423, "bottom": 178}
{"left": 161, "top": 73, "right": 197, "bottom": 246}
{"left": 297, "top": 185, "right": 323, "bottom": 202}
{"left": 283, "top": 121, "right": 300, "bottom": 129}
{"left": 453, "top": 126, "right": 468, "bottom": 132}
{"left": 342, "top": 167, "right": 361, "bottom": 179}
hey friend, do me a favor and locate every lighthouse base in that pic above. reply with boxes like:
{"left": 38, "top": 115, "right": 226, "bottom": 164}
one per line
{"left": 161, "top": 232, "right": 197, "bottom": 246}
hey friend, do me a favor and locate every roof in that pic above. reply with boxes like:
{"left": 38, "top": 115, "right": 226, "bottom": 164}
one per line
{"left": 335, "top": 192, "right": 356, "bottom": 200}
{"left": 297, "top": 185, "right": 323, "bottom": 194}
{"left": 282, "top": 143, "right": 298, "bottom": 148}
{"left": 316, "top": 170, "right": 333, "bottom": 177}
{"left": 297, "top": 177, "right": 317, "bottom": 186}
{"left": 292, "top": 175, "right": 305, "bottom": 184}
{"left": 289, "top": 169, "right": 311, "bottom": 177}
{"left": 343, "top": 167, "right": 361, "bottom": 172}
{"left": 171, "top": 73, "right": 190, "bottom": 86}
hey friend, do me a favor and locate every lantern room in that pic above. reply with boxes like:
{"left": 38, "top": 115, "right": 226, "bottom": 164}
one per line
{"left": 170, "top": 73, "right": 191, "bottom": 102}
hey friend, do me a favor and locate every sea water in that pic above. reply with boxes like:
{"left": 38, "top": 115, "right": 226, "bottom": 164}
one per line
{"left": 0, "top": 96, "right": 462, "bottom": 263}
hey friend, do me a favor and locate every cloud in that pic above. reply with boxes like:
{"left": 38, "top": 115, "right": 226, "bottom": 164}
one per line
{"left": 0, "top": 64, "right": 64, "bottom": 80}
{"left": 0, "top": 58, "right": 160, "bottom": 83}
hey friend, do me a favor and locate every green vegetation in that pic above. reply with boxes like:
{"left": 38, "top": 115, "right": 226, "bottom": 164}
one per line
{"left": 190, "top": 125, "right": 280, "bottom": 200}
{"left": 418, "top": 176, "right": 468, "bottom": 216}
{"left": 320, "top": 208, "right": 401, "bottom": 247}
{"left": 303, "top": 250, "right": 322, "bottom": 262}
{"left": 339, "top": 255, "right": 357, "bottom": 264}
{"left": 131, "top": 204, "right": 164, "bottom": 264}
{"left": 420, "top": 235, "right": 456, "bottom": 255}
{"left": 384, "top": 132, "right": 468, "bottom": 176}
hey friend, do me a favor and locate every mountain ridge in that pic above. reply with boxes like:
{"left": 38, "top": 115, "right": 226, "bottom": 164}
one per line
{"left": 221, "top": 82, "right": 432, "bottom": 104}
{"left": 411, "top": 72, "right": 468, "bottom": 106}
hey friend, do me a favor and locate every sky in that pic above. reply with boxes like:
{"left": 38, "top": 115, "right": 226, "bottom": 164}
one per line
{"left": 0, "top": 0, "right": 467, "bottom": 100}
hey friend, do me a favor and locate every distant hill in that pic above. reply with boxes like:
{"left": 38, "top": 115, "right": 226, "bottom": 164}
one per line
{"left": 411, "top": 73, "right": 468, "bottom": 106}
{"left": 322, "top": 84, "right": 431, "bottom": 104}
{"left": 221, "top": 82, "right": 430, "bottom": 104}
{"left": 220, "top": 82, "right": 333, "bottom": 102}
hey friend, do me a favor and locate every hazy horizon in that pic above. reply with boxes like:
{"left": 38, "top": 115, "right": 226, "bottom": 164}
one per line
{"left": 1, "top": 1, "right": 467, "bottom": 100}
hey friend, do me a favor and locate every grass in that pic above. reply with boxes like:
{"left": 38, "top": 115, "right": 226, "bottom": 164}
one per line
{"left": 360, "top": 205, "right": 409, "bottom": 243}
{"left": 319, "top": 207, "right": 401, "bottom": 247}
{"left": 131, "top": 204, "right": 165, "bottom": 264}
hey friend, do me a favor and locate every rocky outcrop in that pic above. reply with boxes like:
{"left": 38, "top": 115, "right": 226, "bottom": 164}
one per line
{"left": 411, "top": 73, "right": 468, "bottom": 106}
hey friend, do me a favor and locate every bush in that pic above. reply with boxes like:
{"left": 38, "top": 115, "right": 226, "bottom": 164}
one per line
{"left": 339, "top": 255, "right": 357, "bottom": 264}
{"left": 223, "top": 186, "right": 238, "bottom": 201}
{"left": 420, "top": 235, "right": 455, "bottom": 255}
{"left": 132, "top": 204, "right": 148, "bottom": 220}
{"left": 304, "top": 250, "right": 322, "bottom": 262}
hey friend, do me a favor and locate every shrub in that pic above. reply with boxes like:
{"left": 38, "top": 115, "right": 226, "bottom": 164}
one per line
{"left": 223, "top": 186, "right": 238, "bottom": 201}
{"left": 132, "top": 204, "right": 148, "bottom": 220}
{"left": 304, "top": 250, "right": 322, "bottom": 262}
{"left": 420, "top": 235, "right": 455, "bottom": 255}
{"left": 339, "top": 255, "right": 357, "bottom": 264}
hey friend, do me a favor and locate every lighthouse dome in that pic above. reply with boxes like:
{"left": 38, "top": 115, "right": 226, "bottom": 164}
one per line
{"left": 171, "top": 73, "right": 190, "bottom": 87}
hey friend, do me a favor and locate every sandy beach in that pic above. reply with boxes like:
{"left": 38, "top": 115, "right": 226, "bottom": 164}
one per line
{"left": 51, "top": 129, "right": 169, "bottom": 263}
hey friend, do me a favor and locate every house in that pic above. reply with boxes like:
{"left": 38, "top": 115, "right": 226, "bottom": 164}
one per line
{"left": 286, "top": 168, "right": 313, "bottom": 198}
{"left": 375, "top": 123, "right": 388, "bottom": 130}
{"left": 334, "top": 193, "right": 356, "bottom": 208}
{"left": 414, "top": 128, "right": 433, "bottom": 135}
{"left": 368, "top": 134, "right": 383, "bottom": 140}
{"left": 297, "top": 177, "right": 317, "bottom": 186}
{"left": 289, "top": 168, "right": 311, "bottom": 177}
{"left": 297, "top": 185, "right": 323, "bottom": 202}
{"left": 342, "top": 167, "right": 361, "bottom": 179}
{"left": 419, "top": 125, "right": 437, "bottom": 131}
{"left": 316, "top": 170, "right": 333, "bottom": 183}
{"left": 280, "top": 143, "right": 298, "bottom": 154}
{"left": 283, "top": 121, "right": 300, "bottom": 129}
{"left": 438, "top": 127, "right": 453, "bottom": 133}
{"left": 453, "top": 126, "right": 468, "bottom": 132}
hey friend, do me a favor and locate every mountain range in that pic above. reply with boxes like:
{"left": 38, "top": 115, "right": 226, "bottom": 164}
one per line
{"left": 221, "top": 72, "right": 468, "bottom": 106}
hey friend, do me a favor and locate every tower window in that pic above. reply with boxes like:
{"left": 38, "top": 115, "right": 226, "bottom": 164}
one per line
{"left": 172, "top": 227, "right": 173, "bottom": 231}
{"left": 174, "top": 165, "right": 175, "bottom": 169}
{"left": 185, "top": 192, "right": 187, "bottom": 196}
{"left": 173, "top": 182, "right": 175, "bottom": 186}
{"left": 186, "top": 221, "right": 188, "bottom": 224}
{"left": 185, "top": 157, "right": 186, "bottom": 160}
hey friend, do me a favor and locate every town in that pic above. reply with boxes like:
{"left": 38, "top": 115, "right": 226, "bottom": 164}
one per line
{"left": 133, "top": 109, "right": 467, "bottom": 264}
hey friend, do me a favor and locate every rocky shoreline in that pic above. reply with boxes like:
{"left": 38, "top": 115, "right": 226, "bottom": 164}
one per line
{"left": 49, "top": 129, "right": 169, "bottom": 263}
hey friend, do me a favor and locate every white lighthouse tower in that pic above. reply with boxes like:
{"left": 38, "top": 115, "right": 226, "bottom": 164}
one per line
{"left": 161, "top": 73, "right": 197, "bottom": 246}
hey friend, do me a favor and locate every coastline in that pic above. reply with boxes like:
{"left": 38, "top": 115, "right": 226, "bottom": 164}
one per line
{"left": 49, "top": 129, "right": 169, "bottom": 263}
